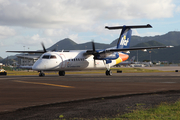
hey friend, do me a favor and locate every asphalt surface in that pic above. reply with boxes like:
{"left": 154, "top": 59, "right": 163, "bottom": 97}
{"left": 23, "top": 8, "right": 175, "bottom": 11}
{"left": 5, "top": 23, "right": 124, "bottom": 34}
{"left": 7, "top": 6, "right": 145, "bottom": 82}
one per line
{"left": 0, "top": 72, "right": 180, "bottom": 119}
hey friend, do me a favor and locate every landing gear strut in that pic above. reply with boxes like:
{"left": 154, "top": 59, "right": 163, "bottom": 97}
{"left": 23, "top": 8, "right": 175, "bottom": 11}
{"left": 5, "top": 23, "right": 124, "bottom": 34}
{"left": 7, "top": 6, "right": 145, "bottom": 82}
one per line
{"left": 103, "top": 60, "right": 112, "bottom": 76}
{"left": 59, "top": 71, "right": 65, "bottom": 76}
{"left": 105, "top": 70, "right": 112, "bottom": 76}
{"left": 39, "top": 71, "right": 45, "bottom": 77}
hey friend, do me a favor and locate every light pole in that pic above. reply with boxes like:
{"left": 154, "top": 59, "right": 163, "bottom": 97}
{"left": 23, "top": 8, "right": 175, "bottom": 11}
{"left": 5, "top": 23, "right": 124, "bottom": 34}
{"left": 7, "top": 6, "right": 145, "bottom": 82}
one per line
{"left": 23, "top": 46, "right": 25, "bottom": 66}
{"left": 149, "top": 51, "right": 151, "bottom": 62}
{"left": 137, "top": 50, "right": 138, "bottom": 63}
{"left": 28, "top": 47, "right": 29, "bottom": 66}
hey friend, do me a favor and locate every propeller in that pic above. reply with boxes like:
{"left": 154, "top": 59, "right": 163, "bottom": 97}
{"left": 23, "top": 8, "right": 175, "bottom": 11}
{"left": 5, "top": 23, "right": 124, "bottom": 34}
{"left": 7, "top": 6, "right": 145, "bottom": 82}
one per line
{"left": 41, "top": 42, "right": 47, "bottom": 53}
{"left": 91, "top": 41, "right": 98, "bottom": 67}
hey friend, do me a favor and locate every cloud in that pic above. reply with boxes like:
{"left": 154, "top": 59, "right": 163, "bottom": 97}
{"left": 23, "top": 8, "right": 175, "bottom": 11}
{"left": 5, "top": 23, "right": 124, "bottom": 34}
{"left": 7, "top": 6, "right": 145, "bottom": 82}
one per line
{"left": 0, "top": 26, "right": 16, "bottom": 39}
{"left": 0, "top": 0, "right": 175, "bottom": 30}
{"left": 0, "top": 41, "right": 4, "bottom": 47}
{"left": 0, "top": 0, "right": 177, "bottom": 59}
{"left": 15, "top": 34, "right": 53, "bottom": 47}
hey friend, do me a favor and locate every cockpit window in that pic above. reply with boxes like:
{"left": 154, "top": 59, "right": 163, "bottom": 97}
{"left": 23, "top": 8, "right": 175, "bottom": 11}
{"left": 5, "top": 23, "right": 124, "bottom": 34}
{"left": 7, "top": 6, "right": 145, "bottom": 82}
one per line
{"left": 50, "top": 55, "right": 57, "bottom": 59}
{"left": 42, "top": 55, "right": 50, "bottom": 59}
{"left": 42, "top": 55, "right": 57, "bottom": 59}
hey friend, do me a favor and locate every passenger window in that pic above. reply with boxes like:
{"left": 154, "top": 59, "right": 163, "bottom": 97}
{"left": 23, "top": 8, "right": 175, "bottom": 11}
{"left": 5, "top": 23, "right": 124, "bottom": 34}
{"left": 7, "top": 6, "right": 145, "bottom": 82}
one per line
{"left": 42, "top": 55, "right": 50, "bottom": 59}
{"left": 50, "top": 55, "right": 57, "bottom": 59}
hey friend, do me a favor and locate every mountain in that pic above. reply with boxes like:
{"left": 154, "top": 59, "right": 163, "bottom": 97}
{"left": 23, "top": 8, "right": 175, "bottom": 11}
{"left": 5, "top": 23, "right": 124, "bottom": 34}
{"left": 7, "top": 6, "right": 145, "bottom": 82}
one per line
{"left": 45, "top": 32, "right": 180, "bottom": 63}
{"left": 132, "top": 40, "right": 165, "bottom": 47}
{"left": 47, "top": 31, "right": 180, "bottom": 51}
{"left": 47, "top": 38, "right": 78, "bottom": 51}
{"left": 110, "top": 31, "right": 180, "bottom": 47}
{"left": 3, "top": 31, "right": 180, "bottom": 65}
{"left": 47, "top": 38, "right": 179, "bottom": 63}
{"left": 47, "top": 38, "right": 112, "bottom": 51}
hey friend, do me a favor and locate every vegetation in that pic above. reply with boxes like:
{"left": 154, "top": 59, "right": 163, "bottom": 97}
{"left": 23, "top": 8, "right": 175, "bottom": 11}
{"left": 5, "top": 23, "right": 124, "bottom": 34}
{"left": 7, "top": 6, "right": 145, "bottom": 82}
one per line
{"left": 56, "top": 100, "right": 180, "bottom": 120}
{"left": 115, "top": 100, "right": 180, "bottom": 120}
{"left": 2, "top": 67, "right": 171, "bottom": 76}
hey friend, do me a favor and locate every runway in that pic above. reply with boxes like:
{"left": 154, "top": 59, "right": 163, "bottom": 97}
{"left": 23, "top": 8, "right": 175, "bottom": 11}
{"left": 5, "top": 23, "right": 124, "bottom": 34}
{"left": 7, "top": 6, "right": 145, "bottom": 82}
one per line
{"left": 0, "top": 72, "right": 180, "bottom": 113}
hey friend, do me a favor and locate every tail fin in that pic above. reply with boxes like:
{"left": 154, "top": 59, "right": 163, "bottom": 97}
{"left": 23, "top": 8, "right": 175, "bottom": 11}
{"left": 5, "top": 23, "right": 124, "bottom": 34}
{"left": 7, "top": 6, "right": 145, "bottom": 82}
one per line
{"left": 130, "top": 56, "right": 135, "bottom": 63}
{"left": 105, "top": 24, "right": 152, "bottom": 49}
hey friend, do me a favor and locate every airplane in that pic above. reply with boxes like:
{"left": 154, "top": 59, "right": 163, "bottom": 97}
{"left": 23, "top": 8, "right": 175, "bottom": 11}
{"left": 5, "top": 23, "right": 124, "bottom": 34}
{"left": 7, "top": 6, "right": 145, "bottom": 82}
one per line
{"left": 7, "top": 24, "right": 173, "bottom": 77}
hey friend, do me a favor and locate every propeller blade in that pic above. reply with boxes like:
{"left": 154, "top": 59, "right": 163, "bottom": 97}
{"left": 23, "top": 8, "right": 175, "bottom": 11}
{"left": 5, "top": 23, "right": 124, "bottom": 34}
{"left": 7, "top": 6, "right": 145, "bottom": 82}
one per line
{"left": 94, "top": 59, "right": 96, "bottom": 68}
{"left": 41, "top": 42, "right": 47, "bottom": 52}
{"left": 92, "top": 41, "right": 97, "bottom": 67}
{"left": 92, "top": 41, "right": 95, "bottom": 52}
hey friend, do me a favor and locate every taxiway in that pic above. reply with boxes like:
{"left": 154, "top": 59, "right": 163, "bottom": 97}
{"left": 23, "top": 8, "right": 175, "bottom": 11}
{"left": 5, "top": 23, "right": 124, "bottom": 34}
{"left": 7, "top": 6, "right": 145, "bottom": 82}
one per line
{"left": 0, "top": 72, "right": 180, "bottom": 112}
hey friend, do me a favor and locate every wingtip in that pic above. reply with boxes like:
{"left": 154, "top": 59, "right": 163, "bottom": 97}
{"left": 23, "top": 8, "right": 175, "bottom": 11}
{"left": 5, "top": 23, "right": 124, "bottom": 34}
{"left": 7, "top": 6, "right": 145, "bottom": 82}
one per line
{"left": 105, "top": 26, "right": 109, "bottom": 29}
{"left": 147, "top": 24, "right": 152, "bottom": 28}
{"left": 166, "top": 45, "right": 174, "bottom": 48}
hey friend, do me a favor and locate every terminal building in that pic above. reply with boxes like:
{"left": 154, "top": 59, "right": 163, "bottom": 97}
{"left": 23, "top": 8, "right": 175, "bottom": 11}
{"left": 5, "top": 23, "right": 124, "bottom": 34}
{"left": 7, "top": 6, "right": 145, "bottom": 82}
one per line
{"left": 16, "top": 55, "right": 39, "bottom": 67}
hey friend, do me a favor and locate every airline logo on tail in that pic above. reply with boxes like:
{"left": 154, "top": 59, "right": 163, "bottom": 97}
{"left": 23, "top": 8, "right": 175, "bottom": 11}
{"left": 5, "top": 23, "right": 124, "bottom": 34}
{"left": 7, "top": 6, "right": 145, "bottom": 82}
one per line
{"left": 120, "top": 35, "right": 129, "bottom": 46}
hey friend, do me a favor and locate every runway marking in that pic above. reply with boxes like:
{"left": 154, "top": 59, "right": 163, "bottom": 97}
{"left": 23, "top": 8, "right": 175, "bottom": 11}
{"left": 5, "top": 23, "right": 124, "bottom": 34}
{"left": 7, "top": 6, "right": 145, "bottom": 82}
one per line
{"left": 13, "top": 80, "right": 75, "bottom": 88}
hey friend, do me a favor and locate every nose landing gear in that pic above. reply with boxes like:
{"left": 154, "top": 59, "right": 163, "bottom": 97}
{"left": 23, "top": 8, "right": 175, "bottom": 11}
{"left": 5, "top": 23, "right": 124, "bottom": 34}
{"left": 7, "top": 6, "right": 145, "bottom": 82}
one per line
{"left": 39, "top": 71, "right": 45, "bottom": 77}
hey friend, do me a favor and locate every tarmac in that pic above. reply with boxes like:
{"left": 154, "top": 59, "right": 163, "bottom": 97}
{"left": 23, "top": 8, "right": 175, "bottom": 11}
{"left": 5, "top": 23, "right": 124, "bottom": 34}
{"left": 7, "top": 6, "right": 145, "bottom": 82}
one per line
{"left": 1, "top": 70, "right": 180, "bottom": 113}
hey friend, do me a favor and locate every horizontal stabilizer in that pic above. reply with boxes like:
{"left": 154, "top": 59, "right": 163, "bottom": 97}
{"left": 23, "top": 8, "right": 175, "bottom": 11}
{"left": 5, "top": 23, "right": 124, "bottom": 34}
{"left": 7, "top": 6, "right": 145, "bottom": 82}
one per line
{"left": 105, "top": 24, "right": 152, "bottom": 30}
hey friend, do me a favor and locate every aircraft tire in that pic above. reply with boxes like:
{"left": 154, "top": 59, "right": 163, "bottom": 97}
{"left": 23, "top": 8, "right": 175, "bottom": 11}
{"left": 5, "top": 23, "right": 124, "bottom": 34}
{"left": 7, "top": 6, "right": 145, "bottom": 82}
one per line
{"left": 105, "top": 70, "right": 112, "bottom": 76}
{"left": 59, "top": 71, "right": 65, "bottom": 76}
{"left": 39, "top": 72, "right": 45, "bottom": 77}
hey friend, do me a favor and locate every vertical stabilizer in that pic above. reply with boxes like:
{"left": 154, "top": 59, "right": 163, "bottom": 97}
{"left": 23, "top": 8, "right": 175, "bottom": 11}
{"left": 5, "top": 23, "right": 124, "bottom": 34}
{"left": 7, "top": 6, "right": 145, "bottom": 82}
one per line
{"left": 105, "top": 24, "right": 152, "bottom": 49}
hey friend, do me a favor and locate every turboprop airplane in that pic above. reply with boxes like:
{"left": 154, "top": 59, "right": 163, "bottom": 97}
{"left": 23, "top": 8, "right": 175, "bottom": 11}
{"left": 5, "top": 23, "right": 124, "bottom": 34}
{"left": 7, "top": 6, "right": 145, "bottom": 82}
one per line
{"left": 7, "top": 24, "right": 173, "bottom": 76}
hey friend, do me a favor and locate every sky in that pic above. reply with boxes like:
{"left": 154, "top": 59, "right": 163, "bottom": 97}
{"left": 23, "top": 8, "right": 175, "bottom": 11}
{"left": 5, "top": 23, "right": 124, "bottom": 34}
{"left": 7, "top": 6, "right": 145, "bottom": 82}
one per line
{"left": 0, "top": 0, "right": 180, "bottom": 58}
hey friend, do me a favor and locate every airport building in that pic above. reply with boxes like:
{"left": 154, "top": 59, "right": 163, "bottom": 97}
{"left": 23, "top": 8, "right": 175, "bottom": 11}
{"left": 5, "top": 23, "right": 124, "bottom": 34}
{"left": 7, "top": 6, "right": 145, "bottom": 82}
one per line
{"left": 16, "top": 55, "right": 39, "bottom": 66}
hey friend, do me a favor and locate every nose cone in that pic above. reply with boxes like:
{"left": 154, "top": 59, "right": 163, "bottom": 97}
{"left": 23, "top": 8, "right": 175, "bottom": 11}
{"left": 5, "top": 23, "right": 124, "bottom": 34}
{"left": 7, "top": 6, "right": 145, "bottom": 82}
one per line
{"left": 32, "top": 59, "right": 60, "bottom": 71}
{"left": 32, "top": 59, "right": 44, "bottom": 70}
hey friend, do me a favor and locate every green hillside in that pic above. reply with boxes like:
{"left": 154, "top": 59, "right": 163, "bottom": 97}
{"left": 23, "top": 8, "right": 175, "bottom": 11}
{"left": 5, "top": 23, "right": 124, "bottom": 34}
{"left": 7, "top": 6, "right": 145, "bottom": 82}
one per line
{"left": 47, "top": 38, "right": 78, "bottom": 51}
{"left": 47, "top": 38, "right": 113, "bottom": 51}
{"left": 111, "top": 31, "right": 180, "bottom": 47}
{"left": 46, "top": 35, "right": 179, "bottom": 63}
{"left": 3, "top": 31, "right": 180, "bottom": 64}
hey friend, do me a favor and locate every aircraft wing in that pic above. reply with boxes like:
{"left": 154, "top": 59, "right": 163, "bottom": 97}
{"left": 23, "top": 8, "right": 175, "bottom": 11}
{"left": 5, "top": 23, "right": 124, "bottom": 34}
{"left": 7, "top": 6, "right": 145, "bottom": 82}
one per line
{"left": 86, "top": 46, "right": 173, "bottom": 54}
{"left": 7, "top": 43, "right": 47, "bottom": 53}
{"left": 107, "top": 46, "right": 173, "bottom": 52}
{"left": 6, "top": 51, "right": 45, "bottom": 53}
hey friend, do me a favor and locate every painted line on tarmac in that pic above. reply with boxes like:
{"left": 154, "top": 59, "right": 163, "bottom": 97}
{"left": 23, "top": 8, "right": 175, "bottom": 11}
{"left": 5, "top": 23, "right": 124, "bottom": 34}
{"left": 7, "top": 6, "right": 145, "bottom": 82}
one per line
{"left": 13, "top": 80, "right": 75, "bottom": 88}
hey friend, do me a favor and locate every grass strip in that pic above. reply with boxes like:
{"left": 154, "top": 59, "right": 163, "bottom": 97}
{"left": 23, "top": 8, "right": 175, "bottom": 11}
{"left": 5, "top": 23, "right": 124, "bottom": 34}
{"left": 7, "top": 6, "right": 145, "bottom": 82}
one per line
{"left": 57, "top": 100, "right": 180, "bottom": 120}
{"left": 5, "top": 67, "right": 171, "bottom": 76}
{"left": 107, "top": 100, "right": 180, "bottom": 120}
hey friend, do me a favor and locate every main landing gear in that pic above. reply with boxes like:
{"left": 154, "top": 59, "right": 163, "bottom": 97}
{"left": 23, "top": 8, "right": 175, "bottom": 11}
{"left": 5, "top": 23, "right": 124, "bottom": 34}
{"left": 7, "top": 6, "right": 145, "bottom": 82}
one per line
{"left": 59, "top": 71, "right": 65, "bottom": 76}
{"left": 38, "top": 71, "right": 65, "bottom": 77}
{"left": 106, "top": 70, "right": 112, "bottom": 76}
{"left": 103, "top": 60, "right": 112, "bottom": 76}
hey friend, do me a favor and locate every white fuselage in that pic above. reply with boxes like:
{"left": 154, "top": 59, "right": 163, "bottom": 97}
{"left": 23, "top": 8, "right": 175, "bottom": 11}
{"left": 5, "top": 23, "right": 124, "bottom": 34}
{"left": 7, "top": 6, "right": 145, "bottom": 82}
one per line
{"left": 32, "top": 50, "right": 121, "bottom": 71}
